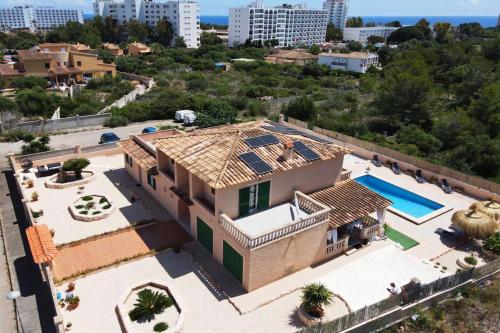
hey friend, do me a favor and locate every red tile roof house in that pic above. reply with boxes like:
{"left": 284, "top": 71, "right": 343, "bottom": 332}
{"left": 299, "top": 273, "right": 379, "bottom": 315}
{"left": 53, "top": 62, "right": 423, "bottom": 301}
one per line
{"left": 119, "top": 121, "right": 391, "bottom": 292}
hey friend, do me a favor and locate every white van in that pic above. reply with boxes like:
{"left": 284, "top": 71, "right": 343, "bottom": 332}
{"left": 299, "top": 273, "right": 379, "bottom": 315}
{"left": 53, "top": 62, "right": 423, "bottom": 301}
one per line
{"left": 175, "top": 110, "right": 195, "bottom": 122}
{"left": 183, "top": 112, "right": 196, "bottom": 125}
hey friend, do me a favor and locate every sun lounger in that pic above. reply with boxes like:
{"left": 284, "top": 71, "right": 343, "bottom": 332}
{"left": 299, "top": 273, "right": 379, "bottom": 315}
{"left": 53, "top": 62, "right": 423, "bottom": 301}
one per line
{"left": 391, "top": 162, "right": 401, "bottom": 175}
{"left": 441, "top": 179, "right": 453, "bottom": 194}
{"left": 415, "top": 169, "right": 425, "bottom": 183}
{"left": 372, "top": 154, "right": 382, "bottom": 167}
{"left": 435, "top": 227, "right": 455, "bottom": 239}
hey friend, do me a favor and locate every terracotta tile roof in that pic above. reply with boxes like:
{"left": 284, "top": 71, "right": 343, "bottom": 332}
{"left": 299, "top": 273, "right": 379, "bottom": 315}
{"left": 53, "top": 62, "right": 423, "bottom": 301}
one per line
{"left": 275, "top": 50, "right": 318, "bottom": 60}
{"left": 154, "top": 121, "right": 351, "bottom": 189}
{"left": 0, "top": 64, "right": 21, "bottom": 76}
{"left": 103, "top": 42, "right": 120, "bottom": 50}
{"left": 26, "top": 224, "right": 58, "bottom": 264}
{"left": 119, "top": 139, "right": 157, "bottom": 171}
{"left": 309, "top": 179, "right": 392, "bottom": 228}
{"left": 17, "top": 49, "right": 54, "bottom": 61}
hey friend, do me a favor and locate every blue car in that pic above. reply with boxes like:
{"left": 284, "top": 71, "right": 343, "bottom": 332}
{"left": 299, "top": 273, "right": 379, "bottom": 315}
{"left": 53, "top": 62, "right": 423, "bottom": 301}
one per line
{"left": 142, "top": 127, "right": 157, "bottom": 134}
{"left": 99, "top": 132, "right": 120, "bottom": 144}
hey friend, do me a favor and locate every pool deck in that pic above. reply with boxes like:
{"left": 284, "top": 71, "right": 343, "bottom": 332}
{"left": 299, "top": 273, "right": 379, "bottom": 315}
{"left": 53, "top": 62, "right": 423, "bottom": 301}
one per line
{"left": 343, "top": 154, "right": 478, "bottom": 261}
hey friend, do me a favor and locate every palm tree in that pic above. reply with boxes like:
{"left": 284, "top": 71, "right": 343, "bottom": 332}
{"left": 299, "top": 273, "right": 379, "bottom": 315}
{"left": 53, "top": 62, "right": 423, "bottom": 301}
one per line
{"left": 301, "top": 283, "right": 334, "bottom": 318}
{"left": 128, "top": 289, "right": 173, "bottom": 322}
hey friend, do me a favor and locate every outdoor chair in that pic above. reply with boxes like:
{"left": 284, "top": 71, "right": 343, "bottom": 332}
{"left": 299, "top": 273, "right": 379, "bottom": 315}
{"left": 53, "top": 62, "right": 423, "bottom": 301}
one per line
{"left": 391, "top": 162, "right": 401, "bottom": 175}
{"left": 415, "top": 169, "right": 425, "bottom": 183}
{"left": 372, "top": 154, "right": 382, "bottom": 167}
{"left": 441, "top": 179, "right": 453, "bottom": 194}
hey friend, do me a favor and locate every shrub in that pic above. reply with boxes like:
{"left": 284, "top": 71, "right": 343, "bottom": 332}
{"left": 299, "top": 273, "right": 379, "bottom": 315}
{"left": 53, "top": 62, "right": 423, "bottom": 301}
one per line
{"left": 301, "top": 283, "right": 333, "bottom": 318}
{"left": 483, "top": 232, "right": 500, "bottom": 254}
{"left": 102, "top": 204, "right": 111, "bottom": 209}
{"left": 104, "top": 115, "right": 129, "bottom": 128}
{"left": 32, "top": 210, "right": 43, "bottom": 218}
{"left": 153, "top": 322, "right": 169, "bottom": 332}
{"left": 75, "top": 205, "right": 84, "bottom": 209}
{"left": 31, "top": 191, "right": 39, "bottom": 201}
{"left": 3, "top": 129, "right": 32, "bottom": 142}
{"left": 128, "top": 289, "right": 173, "bottom": 322}
{"left": 62, "top": 158, "right": 90, "bottom": 180}
{"left": 464, "top": 256, "right": 478, "bottom": 266}
{"left": 80, "top": 211, "right": 88, "bottom": 215}
{"left": 85, "top": 202, "right": 95, "bottom": 210}
{"left": 82, "top": 196, "right": 93, "bottom": 201}
{"left": 92, "top": 211, "right": 101, "bottom": 215}
{"left": 99, "top": 197, "right": 107, "bottom": 204}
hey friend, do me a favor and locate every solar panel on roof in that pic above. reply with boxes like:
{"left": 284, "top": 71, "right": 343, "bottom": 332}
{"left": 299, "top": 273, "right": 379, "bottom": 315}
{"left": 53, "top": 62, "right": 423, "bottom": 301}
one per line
{"left": 293, "top": 141, "right": 321, "bottom": 162}
{"left": 239, "top": 152, "right": 273, "bottom": 175}
{"left": 245, "top": 134, "right": 280, "bottom": 148}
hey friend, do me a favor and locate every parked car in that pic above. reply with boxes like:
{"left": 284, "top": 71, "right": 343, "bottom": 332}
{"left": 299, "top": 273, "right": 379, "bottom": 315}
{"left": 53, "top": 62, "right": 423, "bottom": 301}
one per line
{"left": 99, "top": 132, "right": 120, "bottom": 144}
{"left": 183, "top": 112, "right": 196, "bottom": 126}
{"left": 142, "top": 127, "right": 157, "bottom": 134}
{"left": 175, "top": 110, "right": 195, "bottom": 122}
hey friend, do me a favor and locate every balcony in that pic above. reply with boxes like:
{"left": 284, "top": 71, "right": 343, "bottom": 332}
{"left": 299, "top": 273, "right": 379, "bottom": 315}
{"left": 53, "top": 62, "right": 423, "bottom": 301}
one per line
{"left": 340, "top": 169, "right": 352, "bottom": 182}
{"left": 219, "top": 192, "right": 330, "bottom": 249}
{"left": 359, "top": 216, "right": 381, "bottom": 239}
{"left": 192, "top": 196, "right": 215, "bottom": 215}
{"left": 325, "top": 236, "right": 349, "bottom": 258}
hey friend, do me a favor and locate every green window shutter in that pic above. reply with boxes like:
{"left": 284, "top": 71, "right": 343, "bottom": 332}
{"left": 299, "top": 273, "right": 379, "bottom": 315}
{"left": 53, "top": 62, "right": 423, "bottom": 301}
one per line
{"left": 239, "top": 186, "right": 250, "bottom": 217}
{"left": 197, "top": 218, "right": 213, "bottom": 254}
{"left": 223, "top": 241, "right": 243, "bottom": 283}
{"left": 257, "top": 181, "right": 270, "bottom": 210}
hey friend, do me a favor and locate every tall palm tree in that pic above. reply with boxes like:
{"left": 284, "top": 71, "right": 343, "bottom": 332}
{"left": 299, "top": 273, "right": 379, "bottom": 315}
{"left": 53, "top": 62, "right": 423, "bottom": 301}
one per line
{"left": 128, "top": 289, "right": 173, "bottom": 322}
{"left": 301, "top": 283, "right": 334, "bottom": 318}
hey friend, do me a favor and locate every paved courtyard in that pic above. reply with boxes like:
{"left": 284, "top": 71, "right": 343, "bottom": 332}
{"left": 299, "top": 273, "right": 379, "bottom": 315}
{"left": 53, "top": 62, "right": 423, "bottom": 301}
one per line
{"left": 22, "top": 155, "right": 154, "bottom": 245}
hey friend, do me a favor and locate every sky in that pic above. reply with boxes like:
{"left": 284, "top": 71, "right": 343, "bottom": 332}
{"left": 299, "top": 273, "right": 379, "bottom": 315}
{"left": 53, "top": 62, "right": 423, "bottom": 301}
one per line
{"left": 1, "top": 0, "right": 499, "bottom": 16}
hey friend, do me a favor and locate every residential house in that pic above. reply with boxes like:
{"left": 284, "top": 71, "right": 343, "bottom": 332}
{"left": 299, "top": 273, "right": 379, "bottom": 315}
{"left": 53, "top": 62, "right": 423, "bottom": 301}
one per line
{"left": 318, "top": 51, "right": 379, "bottom": 73}
{"left": 127, "top": 42, "right": 151, "bottom": 56}
{"left": 120, "top": 121, "right": 391, "bottom": 292}
{"left": 265, "top": 49, "right": 318, "bottom": 66}
{"left": 102, "top": 43, "right": 124, "bottom": 56}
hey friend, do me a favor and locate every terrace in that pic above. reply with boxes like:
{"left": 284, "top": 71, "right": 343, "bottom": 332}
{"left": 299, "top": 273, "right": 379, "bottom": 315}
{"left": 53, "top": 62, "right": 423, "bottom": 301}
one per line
{"left": 219, "top": 192, "right": 330, "bottom": 249}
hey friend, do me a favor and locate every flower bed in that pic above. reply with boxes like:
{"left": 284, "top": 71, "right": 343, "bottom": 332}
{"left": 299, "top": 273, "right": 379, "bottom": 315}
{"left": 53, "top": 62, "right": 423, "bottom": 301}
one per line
{"left": 116, "top": 281, "right": 185, "bottom": 333}
{"left": 69, "top": 195, "right": 115, "bottom": 222}
{"left": 45, "top": 171, "right": 95, "bottom": 189}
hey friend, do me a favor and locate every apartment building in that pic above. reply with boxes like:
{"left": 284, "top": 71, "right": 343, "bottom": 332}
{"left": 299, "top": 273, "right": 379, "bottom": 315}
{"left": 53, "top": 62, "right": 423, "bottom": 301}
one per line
{"left": 93, "top": 0, "right": 200, "bottom": 48}
{"left": 120, "top": 121, "right": 391, "bottom": 291}
{"left": 323, "top": 0, "right": 348, "bottom": 30}
{"left": 0, "top": 6, "right": 83, "bottom": 33}
{"left": 318, "top": 51, "right": 379, "bottom": 73}
{"left": 0, "top": 43, "right": 116, "bottom": 86}
{"left": 228, "top": 1, "right": 328, "bottom": 48}
{"left": 343, "top": 26, "right": 400, "bottom": 43}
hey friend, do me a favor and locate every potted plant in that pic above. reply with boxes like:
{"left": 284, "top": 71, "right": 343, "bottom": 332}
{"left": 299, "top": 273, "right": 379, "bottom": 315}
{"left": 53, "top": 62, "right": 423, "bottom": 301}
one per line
{"left": 65, "top": 322, "right": 72, "bottom": 331}
{"left": 298, "top": 283, "right": 334, "bottom": 326}
{"left": 67, "top": 296, "right": 80, "bottom": 310}
{"left": 31, "top": 191, "right": 39, "bottom": 202}
{"left": 67, "top": 282, "right": 75, "bottom": 292}
{"left": 26, "top": 179, "right": 34, "bottom": 188}
{"left": 482, "top": 232, "right": 500, "bottom": 258}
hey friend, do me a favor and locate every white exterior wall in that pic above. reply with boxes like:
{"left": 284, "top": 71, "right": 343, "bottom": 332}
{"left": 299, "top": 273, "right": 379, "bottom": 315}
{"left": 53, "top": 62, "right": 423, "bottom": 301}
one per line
{"left": 0, "top": 6, "right": 83, "bottom": 33}
{"left": 318, "top": 53, "right": 379, "bottom": 73}
{"left": 94, "top": 0, "right": 200, "bottom": 48}
{"left": 323, "top": 0, "right": 348, "bottom": 30}
{"left": 228, "top": 2, "right": 328, "bottom": 48}
{"left": 343, "top": 26, "right": 399, "bottom": 43}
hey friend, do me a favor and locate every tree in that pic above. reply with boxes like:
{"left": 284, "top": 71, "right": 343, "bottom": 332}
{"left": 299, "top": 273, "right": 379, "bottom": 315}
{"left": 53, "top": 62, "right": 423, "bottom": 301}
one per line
{"left": 15, "top": 87, "right": 60, "bottom": 117}
{"left": 126, "top": 20, "right": 150, "bottom": 42}
{"left": 0, "top": 96, "right": 17, "bottom": 112}
{"left": 128, "top": 289, "right": 173, "bottom": 322}
{"left": 11, "top": 76, "right": 48, "bottom": 90}
{"left": 153, "top": 19, "right": 174, "bottom": 47}
{"left": 385, "top": 20, "right": 402, "bottom": 27}
{"left": 174, "top": 36, "right": 187, "bottom": 48}
{"left": 200, "top": 32, "right": 222, "bottom": 46}
{"left": 387, "top": 26, "right": 427, "bottom": 44}
{"left": 483, "top": 37, "right": 500, "bottom": 61}
{"left": 346, "top": 41, "right": 363, "bottom": 51}
{"left": 433, "top": 22, "right": 452, "bottom": 43}
{"left": 283, "top": 96, "right": 316, "bottom": 121}
{"left": 21, "top": 135, "right": 50, "bottom": 155}
{"left": 62, "top": 158, "right": 90, "bottom": 179}
{"left": 346, "top": 17, "right": 363, "bottom": 28}
{"left": 309, "top": 44, "right": 321, "bottom": 55}
{"left": 301, "top": 283, "right": 334, "bottom": 318}
{"left": 367, "top": 35, "right": 385, "bottom": 44}
{"left": 326, "top": 23, "right": 343, "bottom": 41}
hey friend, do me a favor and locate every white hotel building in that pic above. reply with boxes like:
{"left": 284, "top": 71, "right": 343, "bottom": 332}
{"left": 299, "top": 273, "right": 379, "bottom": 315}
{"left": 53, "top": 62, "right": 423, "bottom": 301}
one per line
{"left": 343, "top": 26, "right": 400, "bottom": 43}
{"left": 228, "top": 1, "right": 328, "bottom": 48}
{"left": 0, "top": 6, "right": 83, "bottom": 33}
{"left": 93, "top": 0, "right": 200, "bottom": 48}
{"left": 323, "top": 0, "right": 348, "bottom": 30}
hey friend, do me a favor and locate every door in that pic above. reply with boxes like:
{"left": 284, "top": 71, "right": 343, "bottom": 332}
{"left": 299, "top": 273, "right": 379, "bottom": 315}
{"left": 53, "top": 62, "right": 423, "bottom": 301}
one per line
{"left": 197, "top": 217, "right": 213, "bottom": 254}
{"left": 238, "top": 181, "right": 270, "bottom": 217}
{"left": 223, "top": 241, "right": 243, "bottom": 283}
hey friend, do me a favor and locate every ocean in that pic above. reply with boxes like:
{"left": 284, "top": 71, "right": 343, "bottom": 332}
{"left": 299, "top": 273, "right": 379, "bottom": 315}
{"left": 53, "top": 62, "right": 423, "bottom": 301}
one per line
{"left": 200, "top": 16, "right": 499, "bottom": 28}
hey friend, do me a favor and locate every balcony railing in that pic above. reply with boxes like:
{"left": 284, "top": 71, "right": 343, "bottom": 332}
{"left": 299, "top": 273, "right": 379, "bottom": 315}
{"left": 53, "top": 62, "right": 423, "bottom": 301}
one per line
{"left": 325, "top": 236, "right": 349, "bottom": 258}
{"left": 340, "top": 169, "right": 352, "bottom": 182}
{"left": 218, "top": 192, "right": 330, "bottom": 250}
{"left": 360, "top": 216, "right": 380, "bottom": 239}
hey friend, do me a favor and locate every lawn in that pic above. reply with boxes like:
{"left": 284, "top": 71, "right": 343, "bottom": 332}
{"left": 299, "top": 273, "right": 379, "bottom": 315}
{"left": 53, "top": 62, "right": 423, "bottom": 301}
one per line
{"left": 384, "top": 225, "right": 419, "bottom": 250}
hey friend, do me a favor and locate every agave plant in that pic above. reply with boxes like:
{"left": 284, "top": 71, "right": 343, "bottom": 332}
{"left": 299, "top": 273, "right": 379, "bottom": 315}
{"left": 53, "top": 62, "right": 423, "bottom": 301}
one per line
{"left": 128, "top": 289, "right": 173, "bottom": 322}
{"left": 301, "top": 283, "right": 334, "bottom": 318}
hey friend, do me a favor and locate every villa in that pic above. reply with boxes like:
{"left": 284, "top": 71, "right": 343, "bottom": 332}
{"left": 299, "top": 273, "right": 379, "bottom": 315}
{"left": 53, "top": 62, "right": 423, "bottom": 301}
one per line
{"left": 119, "top": 121, "right": 392, "bottom": 291}
{"left": 127, "top": 42, "right": 152, "bottom": 56}
{"left": 265, "top": 49, "right": 318, "bottom": 66}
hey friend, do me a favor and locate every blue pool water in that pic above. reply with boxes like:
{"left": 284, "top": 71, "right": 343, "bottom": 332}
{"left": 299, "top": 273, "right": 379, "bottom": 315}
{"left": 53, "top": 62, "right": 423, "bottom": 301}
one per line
{"left": 355, "top": 174, "right": 444, "bottom": 218}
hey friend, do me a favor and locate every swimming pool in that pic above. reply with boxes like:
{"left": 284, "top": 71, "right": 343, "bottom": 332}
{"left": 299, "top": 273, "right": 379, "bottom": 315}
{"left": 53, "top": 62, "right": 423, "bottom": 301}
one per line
{"left": 355, "top": 174, "right": 444, "bottom": 219}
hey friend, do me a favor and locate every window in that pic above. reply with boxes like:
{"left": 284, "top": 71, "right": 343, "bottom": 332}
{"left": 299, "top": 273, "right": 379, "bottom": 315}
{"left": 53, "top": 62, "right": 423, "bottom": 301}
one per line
{"left": 170, "top": 158, "right": 175, "bottom": 165}
{"left": 76, "top": 61, "right": 82, "bottom": 67}
{"left": 44, "top": 63, "right": 50, "bottom": 68}
{"left": 147, "top": 174, "right": 156, "bottom": 190}
{"left": 238, "top": 181, "right": 270, "bottom": 217}
{"left": 210, "top": 187, "right": 215, "bottom": 195}
{"left": 125, "top": 153, "right": 133, "bottom": 166}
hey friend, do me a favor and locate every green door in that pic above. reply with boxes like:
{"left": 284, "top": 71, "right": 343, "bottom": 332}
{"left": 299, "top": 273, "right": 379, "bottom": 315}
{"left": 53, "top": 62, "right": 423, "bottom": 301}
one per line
{"left": 257, "top": 181, "right": 270, "bottom": 210}
{"left": 238, "top": 181, "right": 270, "bottom": 217}
{"left": 223, "top": 241, "right": 243, "bottom": 283}
{"left": 197, "top": 218, "right": 213, "bottom": 254}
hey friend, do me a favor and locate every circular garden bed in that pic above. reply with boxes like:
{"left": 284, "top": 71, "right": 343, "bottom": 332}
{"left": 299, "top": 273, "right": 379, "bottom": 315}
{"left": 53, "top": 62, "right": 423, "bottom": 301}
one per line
{"left": 69, "top": 195, "right": 115, "bottom": 222}
{"left": 45, "top": 171, "right": 95, "bottom": 189}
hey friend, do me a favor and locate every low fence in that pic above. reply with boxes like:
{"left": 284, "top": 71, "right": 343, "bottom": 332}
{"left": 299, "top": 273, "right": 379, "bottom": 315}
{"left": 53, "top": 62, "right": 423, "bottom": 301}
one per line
{"left": 300, "top": 258, "right": 500, "bottom": 333}
{"left": 284, "top": 117, "right": 500, "bottom": 197}
{"left": 0, "top": 113, "right": 111, "bottom": 134}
